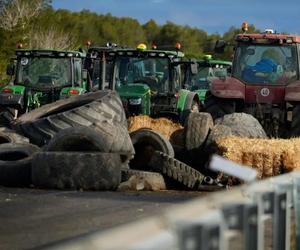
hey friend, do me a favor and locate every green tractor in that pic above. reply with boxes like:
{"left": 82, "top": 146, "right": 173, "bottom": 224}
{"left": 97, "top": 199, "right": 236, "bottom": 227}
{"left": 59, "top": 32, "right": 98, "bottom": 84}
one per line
{"left": 0, "top": 49, "right": 88, "bottom": 125}
{"left": 181, "top": 55, "right": 232, "bottom": 102}
{"left": 85, "top": 43, "right": 201, "bottom": 123}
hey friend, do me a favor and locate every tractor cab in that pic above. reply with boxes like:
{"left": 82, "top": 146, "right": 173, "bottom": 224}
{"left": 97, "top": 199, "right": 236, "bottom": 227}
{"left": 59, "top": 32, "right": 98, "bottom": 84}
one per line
{"left": 86, "top": 43, "right": 201, "bottom": 123}
{"left": 205, "top": 22, "right": 300, "bottom": 137}
{"left": 1, "top": 49, "right": 87, "bottom": 115}
{"left": 181, "top": 55, "right": 232, "bottom": 102}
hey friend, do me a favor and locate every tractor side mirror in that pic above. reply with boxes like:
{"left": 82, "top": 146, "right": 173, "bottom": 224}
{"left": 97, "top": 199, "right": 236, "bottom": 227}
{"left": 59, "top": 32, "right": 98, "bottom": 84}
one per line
{"left": 214, "top": 40, "right": 227, "bottom": 53}
{"left": 190, "top": 59, "right": 198, "bottom": 75}
{"left": 6, "top": 64, "right": 15, "bottom": 76}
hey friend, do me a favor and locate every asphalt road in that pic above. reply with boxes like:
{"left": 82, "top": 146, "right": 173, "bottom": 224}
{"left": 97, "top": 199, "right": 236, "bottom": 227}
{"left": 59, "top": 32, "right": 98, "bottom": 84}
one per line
{"left": 0, "top": 187, "right": 205, "bottom": 250}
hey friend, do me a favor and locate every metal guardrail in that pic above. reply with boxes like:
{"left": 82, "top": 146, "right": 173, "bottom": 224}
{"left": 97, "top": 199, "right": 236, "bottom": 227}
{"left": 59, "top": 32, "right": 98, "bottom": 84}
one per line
{"left": 44, "top": 163, "right": 300, "bottom": 250}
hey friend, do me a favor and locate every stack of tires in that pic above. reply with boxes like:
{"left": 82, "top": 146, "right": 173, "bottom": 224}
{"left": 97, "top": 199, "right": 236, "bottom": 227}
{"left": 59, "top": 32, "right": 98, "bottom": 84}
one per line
{"left": 0, "top": 90, "right": 134, "bottom": 191}
{"left": 127, "top": 128, "right": 206, "bottom": 190}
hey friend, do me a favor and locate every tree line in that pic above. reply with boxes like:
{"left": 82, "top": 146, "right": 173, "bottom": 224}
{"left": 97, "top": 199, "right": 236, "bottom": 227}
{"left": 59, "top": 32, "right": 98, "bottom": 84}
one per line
{"left": 0, "top": 0, "right": 259, "bottom": 82}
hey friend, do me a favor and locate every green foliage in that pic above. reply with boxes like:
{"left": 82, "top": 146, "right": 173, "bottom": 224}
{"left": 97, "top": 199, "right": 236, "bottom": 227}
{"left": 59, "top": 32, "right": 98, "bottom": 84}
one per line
{"left": 0, "top": 4, "right": 260, "bottom": 81}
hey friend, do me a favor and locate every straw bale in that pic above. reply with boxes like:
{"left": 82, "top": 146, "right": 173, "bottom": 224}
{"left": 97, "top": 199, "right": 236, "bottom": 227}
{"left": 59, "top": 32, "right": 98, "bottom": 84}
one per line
{"left": 128, "top": 115, "right": 184, "bottom": 146}
{"left": 215, "top": 136, "right": 300, "bottom": 181}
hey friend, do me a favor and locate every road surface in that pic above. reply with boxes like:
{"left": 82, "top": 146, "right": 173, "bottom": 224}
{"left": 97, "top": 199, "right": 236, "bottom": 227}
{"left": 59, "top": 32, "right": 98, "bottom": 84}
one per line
{"left": 0, "top": 187, "right": 205, "bottom": 249}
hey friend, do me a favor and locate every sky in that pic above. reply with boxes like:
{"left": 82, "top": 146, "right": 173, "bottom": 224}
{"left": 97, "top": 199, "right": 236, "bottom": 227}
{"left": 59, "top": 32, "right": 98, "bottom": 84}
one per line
{"left": 52, "top": 0, "right": 300, "bottom": 35}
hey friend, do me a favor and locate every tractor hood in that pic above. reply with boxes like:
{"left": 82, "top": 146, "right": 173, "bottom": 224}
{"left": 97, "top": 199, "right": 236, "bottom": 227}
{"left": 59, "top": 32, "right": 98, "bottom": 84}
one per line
{"left": 117, "top": 83, "right": 150, "bottom": 98}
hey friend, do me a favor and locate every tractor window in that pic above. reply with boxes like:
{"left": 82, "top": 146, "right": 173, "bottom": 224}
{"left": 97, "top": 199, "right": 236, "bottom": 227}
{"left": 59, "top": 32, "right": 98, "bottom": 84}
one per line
{"left": 114, "top": 57, "right": 170, "bottom": 93}
{"left": 17, "top": 57, "right": 71, "bottom": 88}
{"left": 89, "top": 58, "right": 112, "bottom": 89}
{"left": 234, "top": 44, "right": 298, "bottom": 84}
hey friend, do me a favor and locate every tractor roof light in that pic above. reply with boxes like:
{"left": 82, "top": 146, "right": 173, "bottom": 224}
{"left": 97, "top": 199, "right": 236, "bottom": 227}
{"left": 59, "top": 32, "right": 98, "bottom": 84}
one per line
{"left": 241, "top": 22, "right": 249, "bottom": 33}
{"left": 86, "top": 41, "right": 92, "bottom": 48}
{"left": 175, "top": 42, "right": 181, "bottom": 50}
{"left": 137, "top": 43, "right": 147, "bottom": 50}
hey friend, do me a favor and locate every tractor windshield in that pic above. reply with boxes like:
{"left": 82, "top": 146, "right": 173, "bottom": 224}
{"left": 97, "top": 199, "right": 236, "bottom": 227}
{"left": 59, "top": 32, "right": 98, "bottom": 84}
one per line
{"left": 17, "top": 57, "right": 71, "bottom": 88}
{"left": 187, "top": 63, "right": 230, "bottom": 90}
{"left": 114, "top": 57, "right": 170, "bottom": 93}
{"left": 234, "top": 44, "right": 298, "bottom": 84}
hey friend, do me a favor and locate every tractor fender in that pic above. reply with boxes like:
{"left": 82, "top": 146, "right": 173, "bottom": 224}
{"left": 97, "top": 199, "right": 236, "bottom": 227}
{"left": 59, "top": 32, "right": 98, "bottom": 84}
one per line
{"left": 176, "top": 89, "right": 200, "bottom": 112}
{"left": 285, "top": 80, "right": 300, "bottom": 102}
{"left": 210, "top": 77, "right": 245, "bottom": 100}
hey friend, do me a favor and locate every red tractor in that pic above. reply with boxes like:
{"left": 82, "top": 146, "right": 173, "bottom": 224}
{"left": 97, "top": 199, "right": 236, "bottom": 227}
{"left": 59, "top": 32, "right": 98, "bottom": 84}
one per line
{"left": 204, "top": 24, "right": 300, "bottom": 138}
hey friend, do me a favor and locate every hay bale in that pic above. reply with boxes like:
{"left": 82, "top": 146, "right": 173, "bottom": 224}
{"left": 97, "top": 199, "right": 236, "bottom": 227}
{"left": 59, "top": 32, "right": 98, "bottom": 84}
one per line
{"left": 216, "top": 136, "right": 300, "bottom": 181}
{"left": 128, "top": 115, "right": 184, "bottom": 146}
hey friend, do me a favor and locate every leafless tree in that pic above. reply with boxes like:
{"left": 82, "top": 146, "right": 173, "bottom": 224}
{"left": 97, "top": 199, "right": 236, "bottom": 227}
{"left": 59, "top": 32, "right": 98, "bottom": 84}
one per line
{"left": 28, "top": 27, "right": 76, "bottom": 50}
{"left": 0, "top": 0, "right": 43, "bottom": 30}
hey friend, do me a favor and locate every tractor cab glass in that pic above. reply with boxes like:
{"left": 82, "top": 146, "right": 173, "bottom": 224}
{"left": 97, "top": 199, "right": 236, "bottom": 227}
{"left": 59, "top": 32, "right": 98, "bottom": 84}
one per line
{"left": 17, "top": 57, "right": 71, "bottom": 88}
{"left": 187, "top": 62, "right": 231, "bottom": 90}
{"left": 114, "top": 57, "right": 170, "bottom": 93}
{"left": 234, "top": 44, "right": 298, "bottom": 84}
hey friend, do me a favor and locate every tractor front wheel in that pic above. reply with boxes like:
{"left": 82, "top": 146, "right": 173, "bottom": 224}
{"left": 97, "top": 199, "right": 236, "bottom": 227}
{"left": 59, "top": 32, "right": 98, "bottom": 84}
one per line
{"left": 291, "top": 104, "right": 300, "bottom": 137}
{"left": 204, "top": 95, "right": 236, "bottom": 120}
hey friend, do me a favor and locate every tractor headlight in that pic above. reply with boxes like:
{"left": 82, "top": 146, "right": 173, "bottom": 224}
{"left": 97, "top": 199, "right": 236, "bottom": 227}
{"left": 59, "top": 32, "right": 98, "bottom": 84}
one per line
{"left": 129, "top": 98, "right": 142, "bottom": 105}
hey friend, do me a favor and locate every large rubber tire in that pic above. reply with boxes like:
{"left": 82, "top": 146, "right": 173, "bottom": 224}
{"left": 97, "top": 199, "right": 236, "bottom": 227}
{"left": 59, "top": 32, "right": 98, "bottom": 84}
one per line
{"left": 0, "top": 127, "right": 29, "bottom": 144}
{"left": 14, "top": 90, "right": 127, "bottom": 146}
{"left": 0, "top": 143, "right": 40, "bottom": 187}
{"left": 149, "top": 151, "right": 205, "bottom": 189}
{"left": 214, "top": 113, "right": 267, "bottom": 139}
{"left": 291, "top": 104, "right": 300, "bottom": 137}
{"left": 129, "top": 128, "right": 174, "bottom": 170}
{"left": 203, "top": 95, "right": 236, "bottom": 120}
{"left": 185, "top": 112, "right": 214, "bottom": 151}
{"left": 0, "top": 107, "right": 15, "bottom": 128}
{"left": 44, "top": 126, "right": 134, "bottom": 160}
{"left": 32, "top": 152, "right": 122, "bottom": 190}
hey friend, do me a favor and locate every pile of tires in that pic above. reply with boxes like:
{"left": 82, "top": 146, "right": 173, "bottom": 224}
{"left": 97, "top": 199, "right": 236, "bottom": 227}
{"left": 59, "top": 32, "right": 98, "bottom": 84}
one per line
{"left": 127, "top": 128, "right": 206, "bottom": 190}
{"left": 0, "top": 127, "right": 39, "bottom": 187}
{"left": 0, "top": 90, "right": 134, "bottom": 191}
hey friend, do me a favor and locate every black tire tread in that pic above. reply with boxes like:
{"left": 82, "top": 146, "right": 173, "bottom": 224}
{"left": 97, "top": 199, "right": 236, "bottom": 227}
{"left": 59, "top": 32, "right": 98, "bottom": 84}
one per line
{"left": 15, "top": 90, "right": 127, "bottom": 145}
{"left": 185, "top": 112, "right": 213, "bottom": 150}
{"left": 32, "top": 151, "right": 122, "bottom": 190}
{"left": 149, "top": 151, "right": 205, "bottom": 189}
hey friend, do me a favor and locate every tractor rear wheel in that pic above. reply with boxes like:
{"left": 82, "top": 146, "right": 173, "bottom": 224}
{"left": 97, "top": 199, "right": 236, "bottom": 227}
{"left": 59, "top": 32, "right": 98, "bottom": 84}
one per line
{"left": 204, "top": 95, "right": 236, "bottom": 120}
{"left": 291, "top": 104, "right": 300, "bottom": 137}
